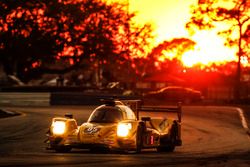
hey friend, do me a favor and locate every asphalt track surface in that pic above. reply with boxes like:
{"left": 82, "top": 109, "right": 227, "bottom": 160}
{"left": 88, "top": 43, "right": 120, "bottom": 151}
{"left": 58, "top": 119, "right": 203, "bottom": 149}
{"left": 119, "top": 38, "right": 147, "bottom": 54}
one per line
{"left": 0, "top": 105, "right": 250, "bottom": 167}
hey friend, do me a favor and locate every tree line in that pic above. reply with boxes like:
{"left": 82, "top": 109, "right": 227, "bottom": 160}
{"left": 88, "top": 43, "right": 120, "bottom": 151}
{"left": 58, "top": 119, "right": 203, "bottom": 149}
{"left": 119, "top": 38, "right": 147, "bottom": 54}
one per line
{"left": 0, "top": 0, "right": 155, "bottom": 83}
{"left": 1, "top": 0, "right": 249, "bottom": 101}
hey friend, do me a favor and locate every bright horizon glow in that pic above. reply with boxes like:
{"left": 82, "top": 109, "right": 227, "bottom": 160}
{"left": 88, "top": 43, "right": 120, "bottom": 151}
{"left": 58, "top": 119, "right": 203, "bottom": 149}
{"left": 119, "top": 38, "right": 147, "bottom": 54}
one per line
{"left": 109, "top": 0, "right": 240, "bottom": 67}
{"left": 182, "top": 31, "right": 237, "bottom": 67}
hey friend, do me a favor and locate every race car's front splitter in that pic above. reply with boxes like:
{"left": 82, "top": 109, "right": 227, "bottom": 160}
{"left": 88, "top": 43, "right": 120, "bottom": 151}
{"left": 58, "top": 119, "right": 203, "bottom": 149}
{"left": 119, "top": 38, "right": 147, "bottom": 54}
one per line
{"left": 46, "top": 133, "right": 138, "bottom": 151}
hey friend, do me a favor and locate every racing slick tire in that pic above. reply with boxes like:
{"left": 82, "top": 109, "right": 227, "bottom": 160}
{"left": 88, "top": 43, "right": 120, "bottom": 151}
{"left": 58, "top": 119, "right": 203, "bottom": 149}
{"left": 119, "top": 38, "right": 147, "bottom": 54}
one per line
{"left": 135, "top": 124, "right": 144, "bottom": 153}
{"left": 157, "top": 143, "right": 175, "bottom": 152}
{"left": 157, "top": 123, "right": 177, "bottom": 152}
{"left": 90, "top": 147, "right": 109, "bottom": 153}
{"left": 55, "top": 146, "right": 72, "bottom": 153}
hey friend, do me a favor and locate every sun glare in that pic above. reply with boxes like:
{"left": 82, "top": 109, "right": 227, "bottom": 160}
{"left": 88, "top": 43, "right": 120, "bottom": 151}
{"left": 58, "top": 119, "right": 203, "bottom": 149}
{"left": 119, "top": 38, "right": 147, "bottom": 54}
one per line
{"left": 181, "top": 31, "right": 237, "bottom": 67}
{"left": 108, "top": 0, "right": 243, "bottom": 67}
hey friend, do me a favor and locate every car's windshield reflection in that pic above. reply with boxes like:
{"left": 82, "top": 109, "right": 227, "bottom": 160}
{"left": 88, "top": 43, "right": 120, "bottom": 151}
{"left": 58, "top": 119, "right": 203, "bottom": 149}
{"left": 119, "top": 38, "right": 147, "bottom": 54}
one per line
{"left": 88, "top": 106, "right": 123, "bottom": 123}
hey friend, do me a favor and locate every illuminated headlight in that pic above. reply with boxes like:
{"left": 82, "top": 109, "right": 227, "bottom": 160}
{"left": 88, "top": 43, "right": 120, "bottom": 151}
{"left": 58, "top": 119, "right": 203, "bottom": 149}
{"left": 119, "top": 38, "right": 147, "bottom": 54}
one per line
{"left": 117, "top": 123, "right": 132, "bottom": 137}
{"left": 52, "top": 121, "right": 66, "bottom": 135}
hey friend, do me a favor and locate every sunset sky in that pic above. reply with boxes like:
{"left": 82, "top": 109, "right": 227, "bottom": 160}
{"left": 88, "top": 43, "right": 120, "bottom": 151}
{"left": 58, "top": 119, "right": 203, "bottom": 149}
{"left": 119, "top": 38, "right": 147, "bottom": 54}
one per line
{"left": 128, "top": 0, "right": 196, "bottom": 42}
{"left": 109, "top": 0, "right": 239, "bottom": 67}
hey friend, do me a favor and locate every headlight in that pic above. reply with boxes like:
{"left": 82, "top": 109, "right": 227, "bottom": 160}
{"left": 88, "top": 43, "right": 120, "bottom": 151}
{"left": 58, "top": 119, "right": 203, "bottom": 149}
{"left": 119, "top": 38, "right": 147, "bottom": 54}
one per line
{"left": 117, "top": 123, "right": 132, "bottom": 137}
{"left": 52, "top": 121, "right": 66, "bottom": 135}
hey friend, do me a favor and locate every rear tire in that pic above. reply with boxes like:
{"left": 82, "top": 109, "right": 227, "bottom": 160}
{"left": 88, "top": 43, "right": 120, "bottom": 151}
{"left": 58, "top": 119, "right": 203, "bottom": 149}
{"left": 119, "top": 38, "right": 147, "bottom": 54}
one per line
{"left": 157, "top": 124, "right": 177, "bottom": 152}
{"left": 157, "top": 144, "right": 175, "bottom": 152}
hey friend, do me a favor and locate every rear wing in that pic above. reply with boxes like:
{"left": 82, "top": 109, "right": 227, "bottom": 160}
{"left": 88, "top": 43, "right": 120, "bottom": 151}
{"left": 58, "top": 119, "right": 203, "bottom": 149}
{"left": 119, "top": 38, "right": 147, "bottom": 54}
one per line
{"left": 121, "top": 100, "right": 182, "bottom": 123}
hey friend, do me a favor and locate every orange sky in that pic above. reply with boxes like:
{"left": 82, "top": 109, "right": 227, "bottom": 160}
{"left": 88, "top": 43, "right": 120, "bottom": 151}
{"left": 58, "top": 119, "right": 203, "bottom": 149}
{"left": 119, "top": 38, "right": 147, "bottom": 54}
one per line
{"left": 109, "top": 0, "right": 239, "bottom": 67}
{"left": 128, "top": 0, "right": 195, "bottom": 43}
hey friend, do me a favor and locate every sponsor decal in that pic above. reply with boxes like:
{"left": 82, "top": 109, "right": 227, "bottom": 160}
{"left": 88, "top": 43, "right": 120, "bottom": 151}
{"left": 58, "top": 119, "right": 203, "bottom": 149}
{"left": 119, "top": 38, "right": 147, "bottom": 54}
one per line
{"left": 150, "top": 135, "right": 154, "bottom": 145}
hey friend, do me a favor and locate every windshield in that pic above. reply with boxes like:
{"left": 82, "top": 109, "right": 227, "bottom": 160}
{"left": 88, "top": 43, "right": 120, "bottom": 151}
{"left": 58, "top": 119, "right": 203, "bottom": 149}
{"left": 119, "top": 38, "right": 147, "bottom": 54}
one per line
{"left": 88, "top": 106, "right": 124, "bottom": 123}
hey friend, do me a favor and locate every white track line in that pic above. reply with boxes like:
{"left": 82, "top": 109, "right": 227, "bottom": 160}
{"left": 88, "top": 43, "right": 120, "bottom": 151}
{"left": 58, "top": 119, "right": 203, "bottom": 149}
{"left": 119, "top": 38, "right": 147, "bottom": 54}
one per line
{"left": 237, "top": 108, "right": 250, "bottom": 136}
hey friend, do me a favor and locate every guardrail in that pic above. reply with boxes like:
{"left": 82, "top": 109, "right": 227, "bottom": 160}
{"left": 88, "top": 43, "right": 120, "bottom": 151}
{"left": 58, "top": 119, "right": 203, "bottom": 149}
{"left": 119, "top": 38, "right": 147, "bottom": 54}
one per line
{"left": 0, "top": 92, "right": 50, "bottom": 106}
{"left": 0, "top": 92, "right": 141, "bottom": 106}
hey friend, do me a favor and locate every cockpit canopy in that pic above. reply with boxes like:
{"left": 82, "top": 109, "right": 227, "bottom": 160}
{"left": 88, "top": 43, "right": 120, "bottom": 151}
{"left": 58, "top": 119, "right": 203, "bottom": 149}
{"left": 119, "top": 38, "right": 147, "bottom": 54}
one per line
{"left": 88, "top": 104, "right": 136, "bottom": 123}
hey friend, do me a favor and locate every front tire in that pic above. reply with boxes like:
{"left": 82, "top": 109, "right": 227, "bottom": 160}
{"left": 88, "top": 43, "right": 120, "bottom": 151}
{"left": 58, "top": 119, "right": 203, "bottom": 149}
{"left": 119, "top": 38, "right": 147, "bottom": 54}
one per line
{"left": 135, "top": 125, "right": 143, "bottom": 153}
{"left": 55, "top": 146, "right": 72, "bottom": 153}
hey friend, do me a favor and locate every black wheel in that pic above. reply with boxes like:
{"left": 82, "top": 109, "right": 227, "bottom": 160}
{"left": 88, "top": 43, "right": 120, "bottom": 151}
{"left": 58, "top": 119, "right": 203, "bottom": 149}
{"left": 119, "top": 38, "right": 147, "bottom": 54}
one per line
{"left": 90, "top": 147, "right": 109, "bottom": 153}
{"left": 157, "top": 125, "right": 177, "bottom": 152}
{"left": 157, "top": 143, "right": 175, "bottom": 152}
{"left": 55, "top": 146, "right": 72, "bottom": 153}
{"left": 135, "top": 125, "right": 143, "bottom": 153}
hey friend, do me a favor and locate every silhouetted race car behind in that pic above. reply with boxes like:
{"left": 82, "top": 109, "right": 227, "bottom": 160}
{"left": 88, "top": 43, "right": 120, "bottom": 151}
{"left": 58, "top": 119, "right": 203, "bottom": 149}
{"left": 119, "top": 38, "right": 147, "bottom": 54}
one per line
{"left": 143, "top": 86, "right": 203, "bottom": 104}
{"left": 45, "top": 99, "right": 182, "bottom": 153}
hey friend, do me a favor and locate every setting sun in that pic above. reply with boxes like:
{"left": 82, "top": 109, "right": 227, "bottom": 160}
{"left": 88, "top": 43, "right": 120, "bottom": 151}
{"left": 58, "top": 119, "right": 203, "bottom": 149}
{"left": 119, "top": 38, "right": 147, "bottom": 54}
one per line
{"left": 110, "top": 0, "right": 240, "bottom": 67}
{"left": 182, "top": 31, "right": 237, "bottom": 67}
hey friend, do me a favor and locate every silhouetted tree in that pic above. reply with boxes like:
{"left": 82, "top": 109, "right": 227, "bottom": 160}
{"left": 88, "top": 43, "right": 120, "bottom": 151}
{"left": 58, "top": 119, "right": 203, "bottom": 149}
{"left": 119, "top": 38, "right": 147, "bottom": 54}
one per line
{"left": 117, "top": 23, "right": 155, "bottom": 82}
{"left": 186, "top": 0, "right": 250, "bottom": 100}
{"left": 0, "top": 0, "right": 154, "bottom": 82}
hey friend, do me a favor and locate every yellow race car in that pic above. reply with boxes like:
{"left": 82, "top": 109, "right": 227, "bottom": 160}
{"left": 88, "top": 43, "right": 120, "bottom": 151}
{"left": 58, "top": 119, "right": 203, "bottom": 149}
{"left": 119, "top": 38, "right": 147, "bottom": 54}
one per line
{"left": 46, "top": 99, "right": 182, "bottom": 153}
